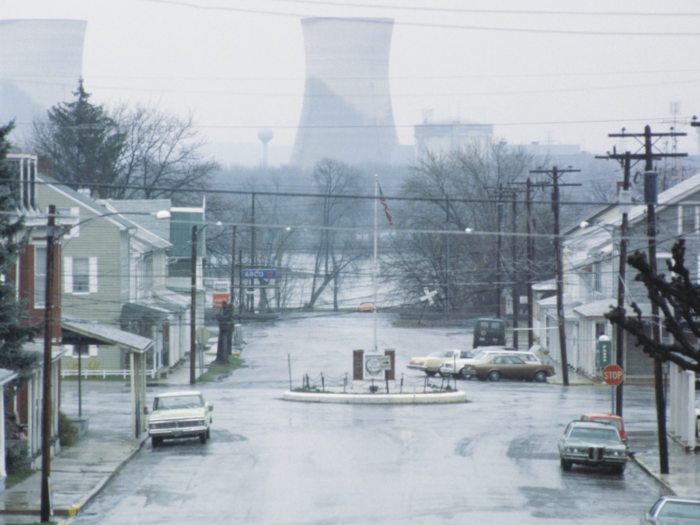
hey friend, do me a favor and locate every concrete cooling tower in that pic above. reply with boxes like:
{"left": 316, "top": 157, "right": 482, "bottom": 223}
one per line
{"left": 290, "top": 18, "right": 399, "bottom": 168}
{"left": 0, "top": 19, "right": 86, "bottom": 138}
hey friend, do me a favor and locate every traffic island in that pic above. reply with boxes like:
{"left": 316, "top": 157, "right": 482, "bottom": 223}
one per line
{"left": 282, "top": 390, "right": 468, "bottom": 404}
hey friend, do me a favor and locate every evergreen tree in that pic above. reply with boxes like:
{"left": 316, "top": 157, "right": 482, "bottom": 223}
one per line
{"left": 0, "top": 122, "right": 40, "bottom": 378}
{"left": 32, "top": 79, "right": 125, "bottom": 197}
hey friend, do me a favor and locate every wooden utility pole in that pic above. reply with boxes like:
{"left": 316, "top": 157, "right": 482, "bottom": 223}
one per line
{"left": 190, "top": 225, "right": 198, "bottom": 385}
{"left": 608, "top": 125, "right": 686, "bottom": 474}
{"left": 529, "top": 167, "right": 580, "bottom": 386}
{"left": 41, "top": 205, "right": 56, "bottom": 522}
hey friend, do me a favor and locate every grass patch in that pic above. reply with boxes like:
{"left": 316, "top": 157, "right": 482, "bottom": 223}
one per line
{"left": 6, "top": 468, "right": 34, "bottom": 488}
{"left": 198, "top": 355, "right": 245, "bottom": 383}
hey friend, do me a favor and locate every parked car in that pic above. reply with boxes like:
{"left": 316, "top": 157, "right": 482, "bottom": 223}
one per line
{"left": 581, "top": 413, "right": 628, "bottom": 444}
{"left": 640, "top": 495, "right": 700, "bottom": 524}
{"left": 440, "top": 346, "right": 522, "bottom": 379}
{"left": 451, "top": 353, "right": 553, "bottom": 382}
{"left": 147, "top": 391, "right": 213, "bottom": 448}
{"left": 472, "top": 318, "right": 506, "bottom": 348}
{"left": 558, "top": 420, "right": 627, "bottom": 474}
{"left": 407, "top": 349, "right": 475, "bottom": 377}
{"left": 357, "top": 302, "right": 375, "bottom": 312}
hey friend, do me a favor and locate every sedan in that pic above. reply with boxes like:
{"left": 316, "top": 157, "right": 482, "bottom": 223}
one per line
{"left": 407, "top": 349, "right": 475, "bottom": 377}
{"left": 559, "top": 420, "right": 627, "bottom": 474}
{"left": 640, "top": 495, "right": 700, "bottom": 524}
{"left": 460, "top": 354, "right": 554, "bottom": 382}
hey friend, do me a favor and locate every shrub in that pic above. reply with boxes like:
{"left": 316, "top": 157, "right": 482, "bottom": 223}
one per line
{"left": 59, "top": 411, "right": 79, "bottom": 447}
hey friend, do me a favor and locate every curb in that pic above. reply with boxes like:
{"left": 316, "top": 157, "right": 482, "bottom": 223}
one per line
{"left": 630, "top": 452, "right": 676, "bottom": 495}
{"left": 282, "top": 390, "right": 468, "bottom": 404}
{"left": 60, "top": 434, "right": 149, "bottom": 521}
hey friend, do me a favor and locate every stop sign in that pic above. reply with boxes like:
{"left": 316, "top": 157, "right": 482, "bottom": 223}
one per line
{"left": 602, "top": 364, "right": 624, "bottom": 386}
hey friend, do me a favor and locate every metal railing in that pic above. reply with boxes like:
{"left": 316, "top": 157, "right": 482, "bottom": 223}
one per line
{"left": 294, "top": 372, "right": 460, "bottom": 394}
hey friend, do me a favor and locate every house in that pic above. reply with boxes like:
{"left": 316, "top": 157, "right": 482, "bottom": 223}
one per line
{"left": 33, "top": 174, "right": 190, "bottom": 379}
{"left": 6, "top": 153, "right": 66, "bottom": 472}
{"left": 546, "top": 171, "right": 700, "bottom": 383}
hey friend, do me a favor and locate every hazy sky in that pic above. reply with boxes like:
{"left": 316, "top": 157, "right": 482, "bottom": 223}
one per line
{"left": 3, "top": 0, "right": 700, "bottom": 163}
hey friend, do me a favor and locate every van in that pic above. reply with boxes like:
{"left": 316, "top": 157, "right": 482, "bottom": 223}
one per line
{"left": 472, "top": 318, "right": 506, "bottom": 349}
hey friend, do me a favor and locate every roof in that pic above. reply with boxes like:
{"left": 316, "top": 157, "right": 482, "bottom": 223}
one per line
{"left": 99, "top": 201, "right": 171, "bottom": 251}
{"left": 37, "top": 175, "right": 135, "bottom": 231}
{"left": 0, "top": 368, "right": 17, "bottom": 386}
{"left": 573, "top": 299, "right": 653, "bottom": 318}
{"left": 100, "top": 199, "right": 171, "bottom": 242}
{"left": 62, "top": 315, "right": 153, "bottom": 354}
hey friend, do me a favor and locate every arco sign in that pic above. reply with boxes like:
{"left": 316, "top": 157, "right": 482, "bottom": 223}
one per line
{"left": 602, "top": 364, "right": 624, "bottom": 386}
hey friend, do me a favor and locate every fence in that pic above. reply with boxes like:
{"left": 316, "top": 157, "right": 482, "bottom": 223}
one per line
{"left": 61, "top": 369, "right": 159, "bottom": 380}
{"left": 295, "top": 372, "right": 459, "bottom": 394}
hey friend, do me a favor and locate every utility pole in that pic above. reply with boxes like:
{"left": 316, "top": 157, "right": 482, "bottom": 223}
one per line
{"left": 596, "top": 146, "right": 633, "bottom": 418}
{"left": 513, "top": 179, "right": 551, "bottom": 349}
{"left": 445, "top": 196, "right": 450, "bottom": 316}
{"left": 41, "top": 205, "right": 56, "bottom": 523}
{"left": 190, "top": 225, "right": 198, "bottom": 385}
{"left": 495, "top": 186, "right": 504, "bottom": 318}
{"left": 529, "top": 167, "right": 581, "bottom": 386}
{"left": 511, "top": 191, "right": 519, "bottom": 348}
{"left": 608, "top": 125, "right": 686, "bottom": 474}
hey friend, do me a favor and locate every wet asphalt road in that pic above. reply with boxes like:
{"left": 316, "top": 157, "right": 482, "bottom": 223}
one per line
{"left": 66, "top": 313, "right": 666, "bottom": 524}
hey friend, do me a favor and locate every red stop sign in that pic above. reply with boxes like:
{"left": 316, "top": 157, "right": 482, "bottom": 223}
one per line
{"left": 602, "top": 364, "right": 624, "bottom": 386}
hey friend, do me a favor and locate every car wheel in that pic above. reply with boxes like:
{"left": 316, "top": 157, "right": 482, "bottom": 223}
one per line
{"left": 199, "top": 432, "right": 207, "bottom": 444}
{"left": 426, "top": 371, "right": 437, "bottom": 377}
{"left": 488, "top": 370, "right": 501, "bottom": 382}
{"left": 534, "top": 370, "right": 547, "bottom": 383}
{"left": 152, "top": 436, "right": 162, "bottom": 448}
{"left": 459, "top": 368, "right": 471, "bottom": 380}
{"left": 560, "top": 458, "right": 572, "bottom": 471}
{"left": 611, "top": 464, "right": 625, "bottom": 475}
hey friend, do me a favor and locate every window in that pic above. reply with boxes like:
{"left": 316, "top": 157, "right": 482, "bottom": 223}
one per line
{"left": 680, "top": 204, "right": 697, "bottom": 234}
{"left": 73, "top": 258, "right": 90, "bottom": 292}
{"left": 34, "top": 246, "right": 47, "bottom": 307}
{"left": 64, "top": 257, "right": 98, "bottom": 294}
{"left": 71, "top": 345, "right": 98, "bottom": 358}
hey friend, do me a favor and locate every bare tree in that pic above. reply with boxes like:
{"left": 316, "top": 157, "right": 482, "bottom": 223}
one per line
{"left": 384, "top": 141, "right": 552, "bottom": 314}
{"left": 112, "top": 103, "right": 218, "bottom": 205}
{"left": 304, "top": 158, "right": 369, "bottom": 311}
{"left": 606, "top": 239, "right": 700, "bottom": 373}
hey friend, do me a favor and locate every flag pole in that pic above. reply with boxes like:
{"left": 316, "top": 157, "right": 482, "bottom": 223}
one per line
{"left": 373, "top": 174, "right": 378, "bottom": 352}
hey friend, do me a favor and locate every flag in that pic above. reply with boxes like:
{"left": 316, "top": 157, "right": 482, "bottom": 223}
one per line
{"left": 378, "top": 183, "right": 393, "bottom": 226}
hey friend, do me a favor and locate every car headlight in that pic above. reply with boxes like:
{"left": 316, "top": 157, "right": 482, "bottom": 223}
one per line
{"left": 604, "top": 450, "right": 625, "bottom": 458}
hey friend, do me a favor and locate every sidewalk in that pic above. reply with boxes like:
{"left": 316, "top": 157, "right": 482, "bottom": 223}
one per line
{"left": 545, "top": 355, "right": 700, "bottom": 499}
{"left": 0, "top": 350, "right": 217, "bottom": 524}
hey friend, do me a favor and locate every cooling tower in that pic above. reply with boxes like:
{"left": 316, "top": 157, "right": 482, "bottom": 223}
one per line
{"left": 290, "top": 18, "right": 399, "bottom": 168}
{"left": 0, "top": 19, "right": 86, "bottom": 137}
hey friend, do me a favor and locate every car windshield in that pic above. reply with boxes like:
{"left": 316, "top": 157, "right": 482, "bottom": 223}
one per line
{"left": 441, "top": 351, "right": 456, "bottom": 358}
{"left": 428, "top": 352, "right": 443, "bottom": 358}
{"left": 657, "top": 501, "right": 700, "bottom": 519}
{"left": 592, "top": 418, "right": 621, "bottom": 432}
{"left": 569, "top": 427, "right": 620, "bottom": 443}
{"left": 155, "top": 395, "right": 203, "bottom": 410}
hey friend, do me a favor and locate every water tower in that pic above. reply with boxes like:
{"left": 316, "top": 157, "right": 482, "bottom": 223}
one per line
{"left": 257, "top": 127, "right": 273, "bottom": 167}
{"left": 290, "top": 18, "right": 399, "bottom": 168}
